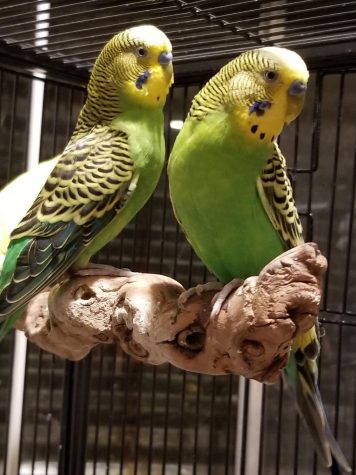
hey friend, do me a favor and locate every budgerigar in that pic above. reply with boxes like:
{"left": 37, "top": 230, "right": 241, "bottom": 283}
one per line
{"left": 168, "top": 47, "right": 350, "bottom": 472}
{"left": 0, "top": 25, "right": 173, "bottom": 339}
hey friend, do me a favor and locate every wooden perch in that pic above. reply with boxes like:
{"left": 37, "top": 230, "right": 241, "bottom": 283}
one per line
{"left": 15, "top": 243, "right": 327, "bottom": 384}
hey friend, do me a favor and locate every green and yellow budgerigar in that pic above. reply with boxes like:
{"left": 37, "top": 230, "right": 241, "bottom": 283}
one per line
{"left": 168, "top": 47, "right": 350, "bottom": 472}
{"left": 0, "top": 24, "right": 173, "bottom": 339}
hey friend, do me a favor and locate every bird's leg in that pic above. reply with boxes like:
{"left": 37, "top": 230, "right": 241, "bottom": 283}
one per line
{"left": 177, "top": 281, "right": 223, "bottom": 310}
{"left": 73, "top": 263, "right": 139, "bottom": 278}
{"left": 211, "top": 278, "right": 244, "bottom": 320}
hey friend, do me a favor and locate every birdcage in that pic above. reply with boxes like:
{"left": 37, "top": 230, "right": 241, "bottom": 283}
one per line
{"left": 0, "top": 1, "right": 355, "bottom": 474}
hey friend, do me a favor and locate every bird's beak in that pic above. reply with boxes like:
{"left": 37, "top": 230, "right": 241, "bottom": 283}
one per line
{"left": 286, "top": 79, "right": 307, "bottom": 124}
{"left": 158, "top": 51, "right": 173, "bottom": 66}
{"left": 158, "top": 50, "right": 174, "bottom": 89}
{"left": 288, "top": 79, "right": 307, "bottom": 95}
{"left": 161, "top": 51, "right": 174, "bottom": 89}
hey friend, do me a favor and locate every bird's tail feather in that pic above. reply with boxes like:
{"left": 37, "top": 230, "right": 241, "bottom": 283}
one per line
{"left": 284, "top": 333, "right": 351, "bottom": 473}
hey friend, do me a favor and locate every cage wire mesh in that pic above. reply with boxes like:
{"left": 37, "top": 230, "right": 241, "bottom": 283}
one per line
{"left": 0, "top": 1, "right": 355, "bottom": 475}
{"left": 1, "top": 0, "right": 356, "bottom": 70}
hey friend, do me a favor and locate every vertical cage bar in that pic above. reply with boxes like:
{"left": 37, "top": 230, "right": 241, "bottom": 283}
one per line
{"left": 235, "top": 377, "right": 248, "bottom": 475}
{"left": 235, "top": 378, "right": 263, "bottom": 475}
{"left": 161, "top": 364, "right": 171, "bottom": 474}
{"left": 275, "top": 381, "right": 283, "bottom": 475}
{"left": 105, "top": 349, "right": 117, "bottom": 473}
{"left": 159, "top": 90, "right": 173, "bottom": 276}
{"left": 119, "top": 355, "right": 130, "bottom": 475}
{"left": 322, "top": 72, "right": 345, "bottom": 306}
{"left": 58, "top": 357, "right": 92, "bottom": 475}
{"left": 192, "top": 373, "right": 201, "bottom": 475}
{"left": 352, "top": 376, "right": 356, "bottom": 472}
{"left": 5, "top": 72, "right": 46, "bottom": 475}
{"left": 5, "top": 332, "right": 28, "bottom": 475}
{"left": 177, "top": 371, "right": 187, "bottom": 474}
{"left": 333, "top": 324, "right": 343, "bottom": 439}
{"left": 5, "top": 74, "right": 18, "bottom": 182}
{"left": 342, "top": 132, "right": 356, "bottom": 312}
{"left": 44, "top": 354, "right": 56, "bottom": 475}
{"left": 258, "top": 387, "right": 266, "bottom": 475}
{"left": 207, "top": 377, "right": 216, "bottom": 475}
{"left": 147, "top": 366, "right": 157, "bottom": 475}
{"left": 133, "top": 363, "right": 143, "bottom": 475}
{"left": 245, "top": 381, "right": 263, "bottom": 475}
{"left": 306, "top": 72, "right": 324, "bottom": 243}
{"left": 224, "top": 376, "right": 233, "bottom": 475}
{"left": 5, "top": 2, "right": 49, "bottom": 472}
{"left": 30, "top": 349, "right": 44, "bottom": 474}
{"left": 92, "top": 348, "right": 105, "bottom": 475}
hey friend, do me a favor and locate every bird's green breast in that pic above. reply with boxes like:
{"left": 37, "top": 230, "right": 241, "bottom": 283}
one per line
{"left": 169, "top": 112, "right": 285, "bottom": 283}
{"left": 77, "top": 108, "right": 165, "bottom": 265}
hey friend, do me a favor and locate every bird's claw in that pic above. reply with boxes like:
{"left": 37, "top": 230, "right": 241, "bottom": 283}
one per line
{"left": 211, "top": 278, "right": 244, "bottom": 320}
{"left": 177, "top": 282, "right": 223, "bottom": 310}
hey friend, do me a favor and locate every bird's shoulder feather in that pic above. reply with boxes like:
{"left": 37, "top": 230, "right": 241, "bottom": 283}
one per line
{"left": 256, "top": 143, "right": 304, "bottom": 249}
{"left": 11, "top": 124, "right": 135, "bottom": 240}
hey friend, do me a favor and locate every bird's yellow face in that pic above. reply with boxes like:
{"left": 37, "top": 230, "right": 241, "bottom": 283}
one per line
{"left": 111, "top": 25, "right": 173, "bottom": 108}
{"left": 231, "top": 47, "right": 309, "bottom": 144}
{"left": 261, "top": 47, "right": 309, "bottom": 124}
{"left": 88, "top": 25, "right": 173, "bottom": 112}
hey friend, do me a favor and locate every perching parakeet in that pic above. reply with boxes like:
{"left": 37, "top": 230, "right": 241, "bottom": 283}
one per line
{"left": 0, "top": 24, "right": 173, "bottom": 339}
{"left": 168, "top": 47, "right": 350, "bottom": 472}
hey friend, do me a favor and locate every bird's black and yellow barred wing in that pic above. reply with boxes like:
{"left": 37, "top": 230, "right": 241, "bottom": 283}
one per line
{"left": 12, "top": 125, "right": 135, "bottom": 239}
{"left": 257, "top": 145, "right": 351, "bottom": 471}
{"left": 0, "top": 125, "right": 136, "bottom": 319}
{"left": 256, "top": 143, "right": 304, "bottom": 248}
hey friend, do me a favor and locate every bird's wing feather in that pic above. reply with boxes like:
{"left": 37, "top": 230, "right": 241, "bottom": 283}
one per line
{"left": 258, "top": 145, "right": 351, "bottom": 471}
{"left": 0, "top": 125, "right": 136, "bottom": 318}
{"left": 256, "top": 142, "right": 304, "bottom": 248}
{"left": 12, "top": 125, "right": 134, "bottom": 239}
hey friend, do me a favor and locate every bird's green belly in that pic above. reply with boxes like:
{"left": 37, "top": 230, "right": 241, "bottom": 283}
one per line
{"left": 171, "top": 142, "right": 285, "bottom": 283}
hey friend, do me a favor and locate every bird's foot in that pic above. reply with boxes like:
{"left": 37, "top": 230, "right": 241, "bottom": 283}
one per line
{"left": 177, "top": 282, "right": 223, "bottom": 310}
{"left": 211, "top": 278, "right": 244, "bottom": 320}
{"left": 73, "top": 263, "right": 139, "bottom": 278}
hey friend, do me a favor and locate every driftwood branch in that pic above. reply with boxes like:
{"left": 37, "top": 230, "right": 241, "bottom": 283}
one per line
{"left": 15, "top": 243, "right": 327, "bottom": 384}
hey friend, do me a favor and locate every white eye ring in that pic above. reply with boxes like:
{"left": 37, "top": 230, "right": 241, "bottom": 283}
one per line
{"left": 136, "top": 47, "right": 148, "bottom": 57}
{"left": 264, "top": 70, "right": 278, "bottom": 82}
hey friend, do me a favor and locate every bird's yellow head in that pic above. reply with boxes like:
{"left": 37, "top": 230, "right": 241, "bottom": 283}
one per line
{"left": 228, "top": 46, "right": 309, "bottom": 143}
{"left": 88, "top": 25, "right": 173, "bottom": 112}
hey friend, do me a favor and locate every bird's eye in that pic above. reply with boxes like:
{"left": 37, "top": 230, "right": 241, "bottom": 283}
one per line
{"left": 136, "top": 47, "right": 148, "bottom": 57}
{"left": 264, "top": 70, "right": 278, "bottom": 82}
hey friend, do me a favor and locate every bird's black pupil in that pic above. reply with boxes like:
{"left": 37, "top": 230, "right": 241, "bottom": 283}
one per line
{"left": 138, "top": 48, "right": 146, "bottom": 56}
{"left": 266, "top": 71, "right": 276, "bottom": 80}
